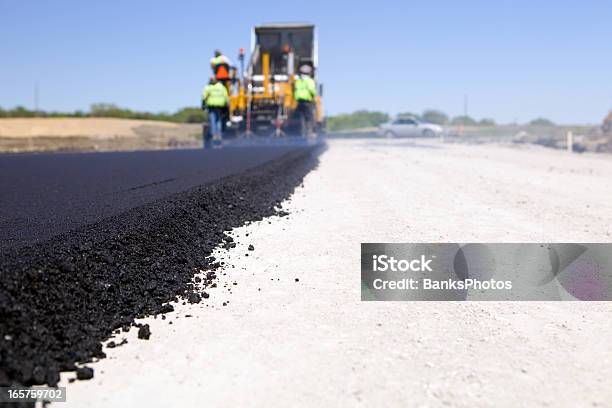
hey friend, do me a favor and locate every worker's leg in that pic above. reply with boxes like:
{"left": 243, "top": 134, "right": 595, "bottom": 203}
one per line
{"left": 215, "top": 108, "right": 224, "bottom": 140}
{"left": 296, "top": 101, "right": 307, "bottom": 137}
{"left": 202, "top": 122, "right": 212, "bottom": 149}
{"left": 208, "top": 108, "right": 219, "bottom": 142}
{"left": 220, "top": 106, "right": 229, "bottom": 134}
{"left": 305, "top": 102, "right": 314, "bottom": 137}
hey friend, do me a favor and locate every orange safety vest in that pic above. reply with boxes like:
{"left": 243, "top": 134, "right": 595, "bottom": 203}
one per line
{"left": 211, "top": 55, "right": 230, "bottom": 80}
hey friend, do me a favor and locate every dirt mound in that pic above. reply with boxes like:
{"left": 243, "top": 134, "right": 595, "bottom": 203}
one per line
{"left": 0, "top": 118, "right": 201, "bottom": 153}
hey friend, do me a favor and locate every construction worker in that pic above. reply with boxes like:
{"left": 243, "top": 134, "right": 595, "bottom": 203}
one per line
{"left": 210, "top": 50, "right": 231, "bottom": 88}
{"left": 294, "top": 65, "right": 317, "bottom": 137}
{"left": 201, "top": 76, "right": 229, "bottom": 147}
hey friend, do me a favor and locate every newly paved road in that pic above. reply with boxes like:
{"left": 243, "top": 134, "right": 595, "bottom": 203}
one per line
{"left": 0, "top": 145, "right": 308, "bottom": 252}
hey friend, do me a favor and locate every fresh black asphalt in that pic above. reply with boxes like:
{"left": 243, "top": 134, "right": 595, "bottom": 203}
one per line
{"left": 0, "top": 146, "right": 304, "bottom": 252}
{"left": 0, "top": 143, "right": 322, "bottom": 388}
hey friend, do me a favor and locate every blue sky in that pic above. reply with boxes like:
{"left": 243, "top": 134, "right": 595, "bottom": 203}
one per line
{"left": 1, "top": 0, "right": 610, "bottom": 124}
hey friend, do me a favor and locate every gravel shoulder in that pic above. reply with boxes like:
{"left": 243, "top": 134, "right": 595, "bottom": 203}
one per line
{"left": 62, "top": 139, "right": 612, "bottom": 407}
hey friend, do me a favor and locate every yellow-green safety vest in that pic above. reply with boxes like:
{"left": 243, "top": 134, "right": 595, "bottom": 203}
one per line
{"left": 294, "top": 76, "right": 316, "bottom": 102}
{"left": 202, "top": 82, "right": 229, "bottom": 108}
{"left": 211, "top": 55, "right": 228, "bottom": 66}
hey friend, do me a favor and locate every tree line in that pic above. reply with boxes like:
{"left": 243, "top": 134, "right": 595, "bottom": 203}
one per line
{"left": 0, "top": 105, "right": 556, "bottom": 130}
{"left": 326, "top": 109, "right": 556, "bottom": 131}
{"left": 0, "top": 104, "right": 206, "bottom": 123}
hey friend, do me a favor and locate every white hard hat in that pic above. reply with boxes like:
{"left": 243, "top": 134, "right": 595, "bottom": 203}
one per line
{"left": 299, "top": 65, "right": 312, "bottom": 74}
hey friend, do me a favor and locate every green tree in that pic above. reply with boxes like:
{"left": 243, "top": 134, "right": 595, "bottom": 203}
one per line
{"left": 90, "top": 103, "right": 122, "bottom": 117}
{"left": 529, "top": 117, "right": 555, "bottom": 126}
{"left": 172, "top": 107, "right": 207, "bottom": 123}
{"left": 397, "top": 112, "right": 420, "bottom": 120}
{"left": 0, "top": 103, "right": 206, "bottom": 124}
{"left": 422, "top": 109, "right": 449, "bottom": 125}
{"left": 479, "top": 118, "right": 496, "bottom": 126}
{"left": 327, "top": 110, "right": 389, "bottom": 131}
{"left": 8, "top": 106, "right": 35, "bottom": 118}
{"left": 451, "top": 115, "right": 477, "bottom": 126}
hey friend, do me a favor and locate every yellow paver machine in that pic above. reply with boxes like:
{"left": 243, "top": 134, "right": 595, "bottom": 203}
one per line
{"left": 227, "top": 23, "right": 325, "bottom": 137}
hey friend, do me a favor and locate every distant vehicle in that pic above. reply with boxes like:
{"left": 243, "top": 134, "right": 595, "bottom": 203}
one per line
{"left": 378, "top": 117, "right": 443, "bottom": 138}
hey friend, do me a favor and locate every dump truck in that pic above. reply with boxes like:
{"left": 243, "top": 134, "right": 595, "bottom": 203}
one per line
{"left": 226, "top": 23, "right": 324, "bottom": 137}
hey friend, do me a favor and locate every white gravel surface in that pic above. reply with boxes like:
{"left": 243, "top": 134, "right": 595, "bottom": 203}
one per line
{"left": 62, "top": 139, "right": 612, "bottom": 407}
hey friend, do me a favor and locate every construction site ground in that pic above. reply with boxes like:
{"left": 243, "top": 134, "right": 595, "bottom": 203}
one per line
{"left": 60, "top": 138, "right": 612, "bottom": 407}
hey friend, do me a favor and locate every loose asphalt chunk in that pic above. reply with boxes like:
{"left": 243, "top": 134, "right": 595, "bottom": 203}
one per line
{"left": 137, "top": 325, "right": 151, "bottom": 340}
{"left": 0, "top": 144, "right": 322, "bottom": 387}
{"left": 75, "top": 367, "right": 94, "bottom": 381}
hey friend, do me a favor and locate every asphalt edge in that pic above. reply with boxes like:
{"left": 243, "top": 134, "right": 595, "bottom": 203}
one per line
{"left": 0, "top": 142, "right": 325, "bottom": 388}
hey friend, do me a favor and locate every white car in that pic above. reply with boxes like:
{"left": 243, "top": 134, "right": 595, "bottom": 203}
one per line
{"left": 378, "top": 118, "right": 443, "bottom": 138}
